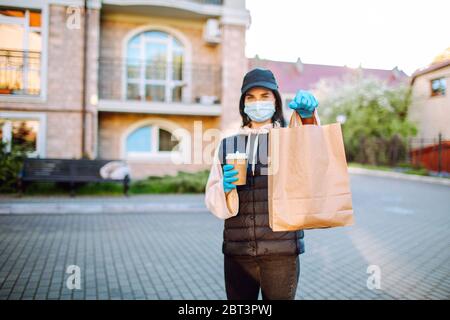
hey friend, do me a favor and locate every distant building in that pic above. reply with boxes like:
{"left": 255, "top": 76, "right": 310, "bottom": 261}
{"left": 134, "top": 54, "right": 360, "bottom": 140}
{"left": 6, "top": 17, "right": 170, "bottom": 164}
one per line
{"left": 409, "top": 59, "right": 450, "bottom": 142}
{"left": 248, "top": 56, "right": 409, "bottom": 124}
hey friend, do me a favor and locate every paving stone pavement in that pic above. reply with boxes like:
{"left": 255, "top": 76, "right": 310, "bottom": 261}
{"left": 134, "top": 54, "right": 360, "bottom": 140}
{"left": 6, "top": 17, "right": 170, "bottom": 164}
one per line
{"left": 0, "top": 175, "right": 449, "bottom": 300}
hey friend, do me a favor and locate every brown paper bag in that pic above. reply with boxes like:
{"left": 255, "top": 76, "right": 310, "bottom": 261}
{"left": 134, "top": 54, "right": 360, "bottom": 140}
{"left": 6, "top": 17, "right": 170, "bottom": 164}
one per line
{"left": 268, "top": 111, "right": 354, "bottom": 231}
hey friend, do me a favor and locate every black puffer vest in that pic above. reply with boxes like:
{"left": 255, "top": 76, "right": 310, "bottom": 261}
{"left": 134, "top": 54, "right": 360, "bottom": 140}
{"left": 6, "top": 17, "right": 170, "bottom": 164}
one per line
{"left": 218, "top": 131, "right": 305, "bottom": 257}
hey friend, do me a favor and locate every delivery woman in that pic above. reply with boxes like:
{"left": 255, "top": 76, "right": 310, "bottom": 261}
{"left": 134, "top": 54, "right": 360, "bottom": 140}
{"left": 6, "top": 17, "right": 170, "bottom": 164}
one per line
{"left": 205, "top": 68, "right": 320, "bottom": 300}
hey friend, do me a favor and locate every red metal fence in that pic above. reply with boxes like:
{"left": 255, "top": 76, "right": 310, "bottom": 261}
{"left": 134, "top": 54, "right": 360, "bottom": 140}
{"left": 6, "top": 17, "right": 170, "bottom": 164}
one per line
{"left": 409, "top": 135, "right": 450, "bottom": 173}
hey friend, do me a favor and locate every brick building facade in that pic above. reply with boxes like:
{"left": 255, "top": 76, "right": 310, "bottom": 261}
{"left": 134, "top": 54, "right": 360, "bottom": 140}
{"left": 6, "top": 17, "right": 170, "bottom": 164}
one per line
{"left": 0, "top": 0, "right": 249, "bottom": 178}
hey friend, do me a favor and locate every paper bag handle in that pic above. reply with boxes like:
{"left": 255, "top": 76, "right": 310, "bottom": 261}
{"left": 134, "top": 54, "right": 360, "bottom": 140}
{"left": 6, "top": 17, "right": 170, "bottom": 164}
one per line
{"left": 289, "top": 110, "right": 318, "bottom": 128}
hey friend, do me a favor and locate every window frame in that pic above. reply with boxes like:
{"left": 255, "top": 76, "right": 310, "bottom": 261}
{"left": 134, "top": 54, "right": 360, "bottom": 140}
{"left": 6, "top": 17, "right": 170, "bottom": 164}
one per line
{"left": 0, "top": 111, "right": 46, "bottom": 158}
{"left": 430, "top": 77, "right": 446, "bottom": 97}
{"left": 0, "top": 2, "right": 48, "bottom": 102}
{"left": 121, "top": 25, "right": 192, "bottom": 104}
{"left": 123, "top": 122, "right": 183, "bottom": 161}
{"left": 125, "top": 31, "right": 185, "bottom": 103}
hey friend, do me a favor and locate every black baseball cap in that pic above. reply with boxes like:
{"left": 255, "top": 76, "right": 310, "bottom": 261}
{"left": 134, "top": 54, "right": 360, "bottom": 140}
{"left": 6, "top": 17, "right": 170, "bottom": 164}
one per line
{"left": 240, "top": 67, "right": 279, "bottom": 94}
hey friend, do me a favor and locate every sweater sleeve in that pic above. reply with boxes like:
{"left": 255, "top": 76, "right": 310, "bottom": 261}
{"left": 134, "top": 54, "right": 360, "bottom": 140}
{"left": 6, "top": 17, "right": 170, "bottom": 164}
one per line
{"left": 204, "top": 140, "right": 239, "bottom": 220}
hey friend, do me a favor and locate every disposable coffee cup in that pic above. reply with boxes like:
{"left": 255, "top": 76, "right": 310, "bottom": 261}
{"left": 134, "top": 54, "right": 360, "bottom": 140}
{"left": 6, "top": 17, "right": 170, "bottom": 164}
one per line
{"left": 226, "top": 151, "right": 248, "bottom": 186}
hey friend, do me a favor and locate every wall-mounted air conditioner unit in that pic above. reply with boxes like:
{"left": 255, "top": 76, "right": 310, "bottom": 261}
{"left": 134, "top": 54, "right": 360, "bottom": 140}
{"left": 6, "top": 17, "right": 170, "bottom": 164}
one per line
{"left": 203, "top": 19, "right": 221, "bottom": 44}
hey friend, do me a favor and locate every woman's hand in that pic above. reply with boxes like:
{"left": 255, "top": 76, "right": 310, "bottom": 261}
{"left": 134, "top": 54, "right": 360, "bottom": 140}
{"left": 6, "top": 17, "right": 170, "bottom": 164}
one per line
{"left": 223, "top": 164, "right": 239, "bottom": 193}
{"left": 289, "top": 90, "right": 319, "bottom": 119}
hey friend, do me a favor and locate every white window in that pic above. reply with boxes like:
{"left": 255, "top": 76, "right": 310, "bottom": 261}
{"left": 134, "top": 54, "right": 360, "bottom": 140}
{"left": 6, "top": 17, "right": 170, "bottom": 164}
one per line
{"left": 125, "top": 30, "right": 184, "bottom": 102}
{"left": 0, "top": 7, "right": 42, "bottom": 96}
{"left": 431, "top": 77, "right": 446, "bottom": 97}
{"left": 0, "top": 112, "right": 46, "bottom": 157}
{"left": 125, "top": 124, "right": 180, "bottom": 158}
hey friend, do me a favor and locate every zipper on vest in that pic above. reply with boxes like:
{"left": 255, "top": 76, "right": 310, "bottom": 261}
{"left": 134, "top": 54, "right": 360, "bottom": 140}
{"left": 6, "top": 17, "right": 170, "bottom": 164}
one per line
{"left": 252, "top": 159, "right": 257, "bottom": 255}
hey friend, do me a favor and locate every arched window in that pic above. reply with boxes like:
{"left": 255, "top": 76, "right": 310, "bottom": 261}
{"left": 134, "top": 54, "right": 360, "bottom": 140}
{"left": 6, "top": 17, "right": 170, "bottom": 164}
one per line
{"left": 125, "top": 124, "right": 180, "bottom": 157}
{"left": 126, "top": 30, "right": 184, "bottom": 102}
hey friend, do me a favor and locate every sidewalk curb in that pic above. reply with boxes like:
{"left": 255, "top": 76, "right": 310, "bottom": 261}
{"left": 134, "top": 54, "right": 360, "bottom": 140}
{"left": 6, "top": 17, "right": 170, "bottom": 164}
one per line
{"left": 348, "top": 167, "right": 450, "bottom": 186}
{"left": 0, "top": 203, "right": 209, "bottom": 215}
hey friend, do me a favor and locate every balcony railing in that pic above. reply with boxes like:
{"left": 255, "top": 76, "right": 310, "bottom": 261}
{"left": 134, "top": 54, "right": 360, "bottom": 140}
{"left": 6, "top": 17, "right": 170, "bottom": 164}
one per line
{"left": 99, "top": 59, "right": 222, "bottom": 105}
{"left": 0, "top": 49, "right": 41, "bottom": 96}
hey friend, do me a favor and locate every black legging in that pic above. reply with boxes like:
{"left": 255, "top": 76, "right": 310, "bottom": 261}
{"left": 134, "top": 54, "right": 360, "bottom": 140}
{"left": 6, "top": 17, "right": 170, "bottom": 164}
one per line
{"left": 224, "top": 254, "right": 300, "bottom": 300}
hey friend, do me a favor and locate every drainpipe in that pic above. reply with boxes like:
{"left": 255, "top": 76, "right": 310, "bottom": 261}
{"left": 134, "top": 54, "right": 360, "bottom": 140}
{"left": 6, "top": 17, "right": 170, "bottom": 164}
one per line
{"left": 80, "top": 0, "right": 89, "bottom": 158}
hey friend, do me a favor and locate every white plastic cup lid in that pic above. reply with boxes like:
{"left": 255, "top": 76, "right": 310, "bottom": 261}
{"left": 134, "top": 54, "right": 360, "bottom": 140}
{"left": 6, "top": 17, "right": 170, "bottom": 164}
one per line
{"left": 226, "top": 151, "right": 248, "bottom": 160}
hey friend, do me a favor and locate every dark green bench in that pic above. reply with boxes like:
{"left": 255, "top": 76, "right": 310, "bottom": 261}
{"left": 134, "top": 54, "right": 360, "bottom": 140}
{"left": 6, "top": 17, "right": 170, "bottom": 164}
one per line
{"left": 19, "top": 158, "right": 130, "bottom": 196}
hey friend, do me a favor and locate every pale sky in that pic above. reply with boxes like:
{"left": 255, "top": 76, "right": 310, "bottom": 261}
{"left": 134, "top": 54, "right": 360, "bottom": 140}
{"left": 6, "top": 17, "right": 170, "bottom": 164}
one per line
{"left": 245, "top": 0, "right": 450, "bottom": 75}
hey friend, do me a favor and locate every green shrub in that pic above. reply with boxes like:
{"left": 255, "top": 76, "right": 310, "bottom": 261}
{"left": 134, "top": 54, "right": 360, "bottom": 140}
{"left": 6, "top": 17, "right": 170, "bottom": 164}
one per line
{"left": 0, "top": 142, "right": 27, "bottom": 193}
{"left": 403, "top": 167, "right": 429, "bottom": 176}
{"left": 315, "top": 76, "right": 417, "bottom": 166}
{"left": 131, "top": 170, "right": 209, "bottom": 194}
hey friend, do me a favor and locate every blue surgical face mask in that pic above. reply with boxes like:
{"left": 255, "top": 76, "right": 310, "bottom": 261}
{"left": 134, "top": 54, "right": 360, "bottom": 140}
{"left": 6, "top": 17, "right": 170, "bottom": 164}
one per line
{"left": 244, "top": 100, "right": 275, "bottom": 122}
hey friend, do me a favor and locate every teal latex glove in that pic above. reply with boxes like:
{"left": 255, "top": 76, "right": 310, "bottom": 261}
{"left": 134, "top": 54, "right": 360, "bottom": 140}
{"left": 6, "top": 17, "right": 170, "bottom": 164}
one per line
{"left": 223, "top": 164, "right": 239, "bottom": 193}
{"left": 288, "top": 90, "right": 319, "bottom": 118}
